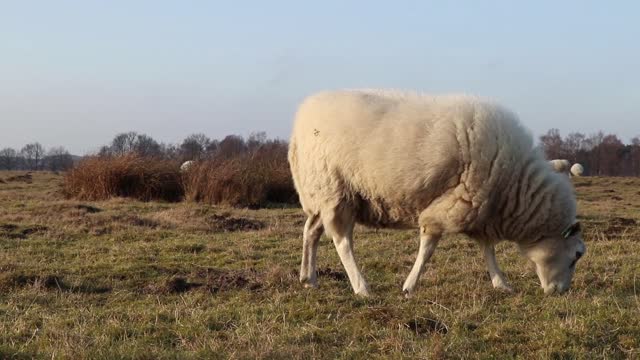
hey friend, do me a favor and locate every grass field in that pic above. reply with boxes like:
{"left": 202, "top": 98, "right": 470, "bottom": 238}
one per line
{"left": 1, "top": 171, "right": 639, "bottom": 359}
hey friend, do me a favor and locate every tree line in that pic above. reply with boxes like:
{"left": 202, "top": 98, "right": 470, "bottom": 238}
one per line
{"left": 96, "top": 131, "right": 286, "bottom": 161}
{"left": 4, "top": 128, "right": 640, "bottom": 176}
{"left": 539, "top": 129, "right": 640, "bottom": 176}
{"left": 0, "top": 143, "right": 74, "bottom": 171}
{"left": 0, "top": 131, "right": 287, "bottom": 172}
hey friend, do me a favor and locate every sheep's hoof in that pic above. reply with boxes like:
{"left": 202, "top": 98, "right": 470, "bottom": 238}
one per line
{"left": 300, "top": 276, "right": 318, "bottom": 289}
{"left": 493, "top": 282, "right": 513, "bottom": 293}
{"left": 402, "top": 288, "right": 414, "bottom": 299}
{"left": 355, "top": 289, "right": 371, "bottom": 297}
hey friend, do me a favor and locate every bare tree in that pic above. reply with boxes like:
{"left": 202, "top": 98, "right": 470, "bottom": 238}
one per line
{"left": 631, "top": 136, "right": 640, "bottom": 176}
{"left": 585, "top": 131, "right": 605, "bottom": 175}
{"left": 598, "top": 135, "right": 625, "bottom": 176}
{"left": 180, "top": 133, "right": 211, "bottom": 161}
{"left": 247, "top": 131, "right": 267, "bottom": 151}
{"left": 133, "top": 134, "right": 162, "bottom": 157}
{"left": 562, "top": 132, "right": 586, "bottom": 163}
{"left": 21, "top": 143, "right": 45, "bottom": 170}
{"left": 0, "top": 148, "right": 18, "bottom": 170}
{"left": 45, "top": 147, "right": 74, "bottom": 171}
{"left": 111, "top": 132, "right": 138, "bottom": 156}
{"left": 217, "top": 135, "right": 247, "bottom": 158}
{"left": 539, "top": 129, "right": 564, "bottom": 159}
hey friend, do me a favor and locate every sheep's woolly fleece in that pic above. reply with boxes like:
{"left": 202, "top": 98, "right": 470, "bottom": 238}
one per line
{"left": 571, "top": 163, "right": 584, "bottom": 177}
{"left": 549, "top": 159, "right": 571, "bottom": 174}
{"left": 288, "top": 89, "right": 577, "bottom": 244}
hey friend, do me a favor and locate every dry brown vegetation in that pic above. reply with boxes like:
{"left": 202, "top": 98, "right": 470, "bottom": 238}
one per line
{"left": 183, "top": 144, "right": 297, "bottom": 208}
{"left": 1, "top": 172, "right": 639, "bottom": 358}
{"left": 63, "top": 144, "right": 297, "bottom": 209}
{"left": 63, "top": 155, "right": 183, "bottom": 202}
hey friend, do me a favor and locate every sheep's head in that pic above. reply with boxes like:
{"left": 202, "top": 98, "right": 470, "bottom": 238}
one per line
{"left": 519, "top": 222, "right": 585, "bottom": 294}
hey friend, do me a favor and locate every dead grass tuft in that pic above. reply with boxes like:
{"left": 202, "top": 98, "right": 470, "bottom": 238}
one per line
{"left": 183, "top": 144, "right": 297, "bottom": 208}
{"left": 63, "top": 155, "right": 183, "bottom": 202}
{"left": 0, "top": 223, "right": 48, "bottom": 239}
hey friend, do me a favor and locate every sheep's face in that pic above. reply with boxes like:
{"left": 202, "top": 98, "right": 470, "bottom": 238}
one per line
{"left": 519, "top": 223, "right": 585, "bottom": 295}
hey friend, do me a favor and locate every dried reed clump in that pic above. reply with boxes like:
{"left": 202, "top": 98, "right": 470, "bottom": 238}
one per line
{"left": 183, "top": 144, "right": 298, "bottom": 208}
{"left": 63, "top": 155, "right": 183, "bottom": 202}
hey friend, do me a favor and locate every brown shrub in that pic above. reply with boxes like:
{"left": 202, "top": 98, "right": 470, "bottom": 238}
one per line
{"left": 63, "top": 155, "right": 183, "bottom": 202}
{"left": 183, "top": 143, "right": 298, "bottom": 208}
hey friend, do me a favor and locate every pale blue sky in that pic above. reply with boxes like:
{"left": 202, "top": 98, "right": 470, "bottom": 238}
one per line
{"left": 1, "top": 1, "right": 638, "bottom": 154}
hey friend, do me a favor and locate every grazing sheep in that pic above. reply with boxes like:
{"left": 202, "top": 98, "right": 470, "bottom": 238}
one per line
{"left": 180, "top": 160, "right": 194, "bottom": 172}
{"left": 571, "top": 163, "right": 584, "bottom": 177}
{"left": 288, "top": 89, "right": 585, "bottom": 297}
{"left": 549, "top": 159, "right": 571, "bottom": 176}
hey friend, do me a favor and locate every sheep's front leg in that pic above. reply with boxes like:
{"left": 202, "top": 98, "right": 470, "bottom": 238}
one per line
{"left": 402, "top": 228, "right": 441, "bottom": 297}
{"left": 482, "top": 243, "right": 513, "bottom": 292}
{"left": 323, "top": 209, "right": 370, "bottom": 296}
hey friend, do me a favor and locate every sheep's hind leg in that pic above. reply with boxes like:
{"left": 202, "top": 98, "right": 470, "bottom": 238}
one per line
{"left": 299, "top": 213, "right": 324, "bottom": 288}
{"left": 323, "top": 208, "right": 370, "bottom": 297}
{"left": 483, "top": 243, "right": 513, "bottom": 292}
{"left": 402, "top": 227, "right": 442, "bottom": 297}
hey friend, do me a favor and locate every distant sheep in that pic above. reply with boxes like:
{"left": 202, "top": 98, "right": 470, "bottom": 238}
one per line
{"left": 289, "top": 89, "right": 585, "bottom": 297}
{"left": 571, "top": 163, "right": 584, "bottom": 177}
{"left": 549, "top": 159, "right": 571, "bottom": 175}
{"left": 180, "top": 160, "right": 194, "bottom": 172}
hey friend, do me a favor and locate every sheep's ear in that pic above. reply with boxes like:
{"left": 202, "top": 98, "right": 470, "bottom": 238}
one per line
{"left": 562, "top": 222, "right": 581, "bottom": 239}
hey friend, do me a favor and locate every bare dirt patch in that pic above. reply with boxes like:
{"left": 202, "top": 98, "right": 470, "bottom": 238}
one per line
{"left": 0, "top": 224, "right": 18, "bottom": 232}
{"left": 574, "top": 181, "right": 592, "bottom": 187}
{"left": 200, "top": 268, "right": 262, "bottom": 293}
{"left": 148, "top": 207, "right": 266, "bottom": 232}
{"left": 151, "top": 276, "right": 203, "bottom": 294}
{"left": 21, "top": 225, "right": 49, "bottom": 236}
{"left": 0, "top": 224, "right": 48, "bottom": 239}
{"left": 145, "top": 268, "right": 262, "bottom": 295}
{"left": 317, "top": 267, "right": 348, "bottom": 281}
{"left": 605, "top": 217, "right": 638, "bottom": 237}
{"left": 404, "top": 317, "right": 449, "bottom": 335}
{"left": 74, "top": 204, "right": 102, "bottom": 213}
{"left": 5, "top": 173, "right": 33, "bottom": 183}
{"left": 208, "top": 214, "right": 265, "bottom": 232}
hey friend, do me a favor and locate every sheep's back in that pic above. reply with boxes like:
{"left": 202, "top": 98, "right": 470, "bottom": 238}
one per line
{"left": 289, "top": 90, "right": 532, "bottom": 228}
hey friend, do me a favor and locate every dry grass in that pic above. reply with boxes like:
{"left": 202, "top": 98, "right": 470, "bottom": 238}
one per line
{"left": 63, "top": 155, "right": 183, "bottom": 202}
{"left": 183, "top": 145, "right": 297, "bottom": 208}
{"left": 1, "top": 172, "right": 639, "bottom": 358}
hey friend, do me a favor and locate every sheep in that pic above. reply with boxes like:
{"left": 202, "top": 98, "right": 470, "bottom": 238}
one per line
{"left": 549, "top": 159, "right": 571, "bottom": 176}
{"left": 571, "top": 163, "right": 584, "bottom": 177}
{"left": 288, "top": 89, "right": 586, "bottom": 297}
{"left": 180, "top": 160, "right": 194, "bottom": 172}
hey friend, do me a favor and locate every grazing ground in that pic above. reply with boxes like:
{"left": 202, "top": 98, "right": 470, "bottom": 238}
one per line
{"left": 1, "top": 171, "right": 639, "bottom": 359}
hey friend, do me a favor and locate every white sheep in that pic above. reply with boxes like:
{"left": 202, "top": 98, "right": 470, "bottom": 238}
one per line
{"left": 180, "top": 160, "right": 194, "bottom": 173}
{"left": 570, "top": 163, "right": 584, "bottom": 177}
{"left": 288, "top": 89, "right": 585, "bottom": 297}
{"left": 549, "top": 159, "right": 571, "bottom": 176}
